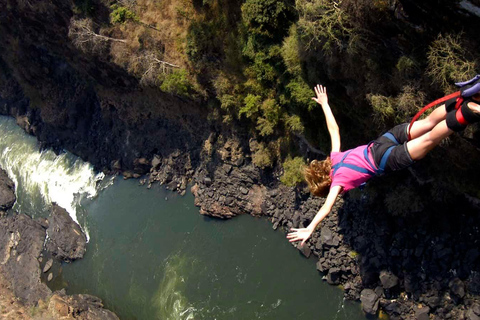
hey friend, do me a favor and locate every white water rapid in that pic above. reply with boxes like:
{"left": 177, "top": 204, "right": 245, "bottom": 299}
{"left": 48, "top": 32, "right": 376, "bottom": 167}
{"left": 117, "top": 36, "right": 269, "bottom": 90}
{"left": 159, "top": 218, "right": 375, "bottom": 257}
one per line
{"left": 0, "top": 116, "right": 107, "bottom": 237}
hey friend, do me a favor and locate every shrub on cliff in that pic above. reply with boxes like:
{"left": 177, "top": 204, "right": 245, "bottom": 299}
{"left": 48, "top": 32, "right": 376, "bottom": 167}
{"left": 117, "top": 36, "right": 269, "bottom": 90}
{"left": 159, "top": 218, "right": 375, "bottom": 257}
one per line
{"left": 110, "top": 5, "right": 139, "bottom": 24}
{"left": 280, "top": 156, "right": 305, "bottom": 186}
{"left": 427, "top": 33, "right": 477, "bottom": 94}
{"left": 250, "top": 140, "right": 274, "bottom": 169}
{"left": 158, "top": 70, "right": 193, "bottom": 97}
{"left": 241, "top": 0, "right": 296, "bottom": 41}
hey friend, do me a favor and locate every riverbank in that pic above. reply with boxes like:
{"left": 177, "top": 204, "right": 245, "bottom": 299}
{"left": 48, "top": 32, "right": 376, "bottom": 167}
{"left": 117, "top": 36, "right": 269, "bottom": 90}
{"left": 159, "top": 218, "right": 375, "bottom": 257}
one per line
{"left": 0, "top": 167, "right": 119, "bottom": 319}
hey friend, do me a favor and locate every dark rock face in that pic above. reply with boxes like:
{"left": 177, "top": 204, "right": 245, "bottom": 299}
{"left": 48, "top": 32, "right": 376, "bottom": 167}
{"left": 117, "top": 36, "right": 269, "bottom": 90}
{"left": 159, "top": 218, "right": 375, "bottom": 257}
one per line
{"left": 45, "top": 203, "right": 87, "bottom": 261}
{"left": 0, "top": 213, "right": 50, "bottom": 304}
{"left": 0, "top": 168, "right": 15, "bottom": 210}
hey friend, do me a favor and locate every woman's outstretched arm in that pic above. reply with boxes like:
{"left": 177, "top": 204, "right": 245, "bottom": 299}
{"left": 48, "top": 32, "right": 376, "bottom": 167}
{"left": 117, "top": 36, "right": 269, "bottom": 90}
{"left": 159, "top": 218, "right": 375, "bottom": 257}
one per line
{"left": 312, "top": 85, "right": 341, "bottom": 152}
{"left": 286, "top": 185, "right": 342, "bottom": 246}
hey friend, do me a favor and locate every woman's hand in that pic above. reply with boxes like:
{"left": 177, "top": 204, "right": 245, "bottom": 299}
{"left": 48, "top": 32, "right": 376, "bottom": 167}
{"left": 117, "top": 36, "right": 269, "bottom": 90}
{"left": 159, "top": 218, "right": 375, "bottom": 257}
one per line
{"left": 312, "top": 84, "right": 328, "bottom": 107}
{"left": 286, "top": 227, "right": 314, "bottom": 246}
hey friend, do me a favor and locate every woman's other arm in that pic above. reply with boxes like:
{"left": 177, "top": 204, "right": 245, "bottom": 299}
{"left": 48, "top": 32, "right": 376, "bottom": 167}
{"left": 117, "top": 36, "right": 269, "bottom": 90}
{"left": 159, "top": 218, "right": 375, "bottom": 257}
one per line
{"left": 312, "top": 85, "right": 341, "bottom": 152}
{"left": 286, "top": 185, "right": 342, "bottom": 246}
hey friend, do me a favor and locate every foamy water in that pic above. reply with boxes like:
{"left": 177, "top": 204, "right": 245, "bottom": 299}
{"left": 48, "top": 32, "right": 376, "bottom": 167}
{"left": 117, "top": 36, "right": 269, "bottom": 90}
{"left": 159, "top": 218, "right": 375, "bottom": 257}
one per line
{"left": 0, "top": 116, "right": 107, "bottom": 238}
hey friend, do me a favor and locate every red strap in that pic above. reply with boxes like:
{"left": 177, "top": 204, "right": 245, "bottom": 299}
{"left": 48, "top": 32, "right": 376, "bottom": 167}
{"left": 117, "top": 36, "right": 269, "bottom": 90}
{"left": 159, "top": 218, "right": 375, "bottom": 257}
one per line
{"left": 455, "top": 97, "right": 464, "bottom": 110}
{"left": 407, "top": 91, "right": 461, "bottom": 140}
{"left": 456, "top": 107, "right": 469, "bottom": 126}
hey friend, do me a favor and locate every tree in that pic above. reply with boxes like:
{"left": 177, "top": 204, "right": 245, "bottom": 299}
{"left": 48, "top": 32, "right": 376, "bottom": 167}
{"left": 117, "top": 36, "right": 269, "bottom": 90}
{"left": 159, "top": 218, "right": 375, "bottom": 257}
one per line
{"left": 68, "top": 18, "right": 126, "bottom": 54}
{"left": 133, "top": 52, "right": 180, "bottom": 86}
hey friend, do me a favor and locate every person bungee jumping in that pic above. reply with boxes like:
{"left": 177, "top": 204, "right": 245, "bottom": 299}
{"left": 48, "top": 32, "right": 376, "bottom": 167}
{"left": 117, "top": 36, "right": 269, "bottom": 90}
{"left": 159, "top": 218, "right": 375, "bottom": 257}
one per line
{"left": 287, "top": 80, "right": 480, "bottom": 246}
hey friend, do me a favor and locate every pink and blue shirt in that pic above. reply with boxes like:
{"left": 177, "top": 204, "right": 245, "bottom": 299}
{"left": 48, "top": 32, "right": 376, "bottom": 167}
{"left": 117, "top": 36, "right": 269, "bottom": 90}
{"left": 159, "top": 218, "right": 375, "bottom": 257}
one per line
{"left": 330, "top": 145, "right": 378, "bottom": 193}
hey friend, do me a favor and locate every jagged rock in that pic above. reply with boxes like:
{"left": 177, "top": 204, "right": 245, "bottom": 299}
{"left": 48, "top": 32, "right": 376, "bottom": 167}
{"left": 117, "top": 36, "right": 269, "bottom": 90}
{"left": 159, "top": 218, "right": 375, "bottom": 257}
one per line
{"left": 151, "top": 155, "right": 162, "bottom": 169}
{"left": 45, "top": 204, "right": 87, "bottom": 262}
{"left": 166, "top": 180, "right": 177, "bottom": 190}
{"left": 360, "top": 289, "right": 379, "bottom": 315}
{"left": 449, "top": 278, "right": 466, "bottom": 299}
{"left": 473, "top": 303, "right": 480, "bottom": 315}
{"left": 0, "top": 213, "right": 50, "bottom": 304}
{"left": 0, "top": 168, "right": 15, "bottom": 210}
{"left": 204, "top": 177, "right": 212, "bottom": 186}
{"left": 327, "top": 267, "right": 342, "bottom": 285}
{"left": 468, "top": 309, "right": 480, "bottom": 320}
{"left": 414, "top": 305, "right": 430, "bottom": 320}
{"left": 379, "top": 270, "right": 399, "bottom": 289}
{"left": 299, "top": 244, "right": 311, "bottom": 258}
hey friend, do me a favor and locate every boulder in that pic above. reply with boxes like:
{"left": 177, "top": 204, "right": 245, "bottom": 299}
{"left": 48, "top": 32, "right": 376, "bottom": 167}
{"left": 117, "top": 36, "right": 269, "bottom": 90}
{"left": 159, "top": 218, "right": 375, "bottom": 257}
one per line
{"left": 45, "top": 204, "right": 87, "bottom": 261}
{"left": 468, "top": 309, "right": 480, "bottom": 320}
{"left": 298, "top": 244, "right": 311, "bottom": 258}
{"left": 0, "top": 213, "right": 50, "bottom": 304}
{"left": 0, "top": 168, "right": 15, "bottom": 210}
{"left": 449, "top": 277, "right": 466, "bottom": 299}
{"left": 414, "top": 305, "right": 430, "bottom": 320}
{"left": 360, "top": 289, "right": 379, "bottom": 315}
{"left": 327, "top": 267, "right": 341, "bottom": 285}
{"left": 379, "top": 270, "right": 399, "bottom": 289}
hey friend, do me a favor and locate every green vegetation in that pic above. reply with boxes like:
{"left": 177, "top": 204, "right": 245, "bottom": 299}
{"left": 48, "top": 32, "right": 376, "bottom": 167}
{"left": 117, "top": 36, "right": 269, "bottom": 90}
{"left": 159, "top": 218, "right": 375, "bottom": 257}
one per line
{"left": 159, "top": 70, "right": 193, "bottom": 97}
{"left": 110, "top": 5, "right": 139, "bottom": 24}
{"left": 69, "top": 0, "right": 480, "bottom": 190}
{"left": 251, "top": 141, "right": 275, "bottom": 169}
{"left": 280, "top": 156, "right": 305, "bottom": 186}
{"left": 427, "top": 34, "right": 477, "bottom": 93}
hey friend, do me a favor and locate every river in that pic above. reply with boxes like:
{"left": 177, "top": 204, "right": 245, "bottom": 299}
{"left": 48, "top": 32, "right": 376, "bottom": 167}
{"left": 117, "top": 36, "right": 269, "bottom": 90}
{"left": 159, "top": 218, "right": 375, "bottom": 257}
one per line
{"left": 0, "top": 116, "right": 371, "bottom": 320}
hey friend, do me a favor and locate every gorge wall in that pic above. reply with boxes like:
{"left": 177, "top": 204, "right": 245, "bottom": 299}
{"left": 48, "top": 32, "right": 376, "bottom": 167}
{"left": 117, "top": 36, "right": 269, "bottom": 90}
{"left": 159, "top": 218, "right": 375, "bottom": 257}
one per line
{"left": 2, "top": 1, "right": 480, "bottom": 319}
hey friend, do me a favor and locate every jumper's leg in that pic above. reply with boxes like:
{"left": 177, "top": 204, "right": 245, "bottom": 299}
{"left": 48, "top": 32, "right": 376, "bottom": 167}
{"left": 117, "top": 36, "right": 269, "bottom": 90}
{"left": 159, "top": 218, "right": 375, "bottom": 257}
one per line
{"left": 406, "top": 120, "right": 452, "bottom": 160}
{"left": 408, "top": 104, "right": 448, "bottom": 140}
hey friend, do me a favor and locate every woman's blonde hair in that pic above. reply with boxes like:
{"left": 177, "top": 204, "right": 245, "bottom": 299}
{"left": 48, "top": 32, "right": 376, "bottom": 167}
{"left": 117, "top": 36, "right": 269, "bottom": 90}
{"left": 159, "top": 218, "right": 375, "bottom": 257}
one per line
{"left": 304, "top": 158, "right": 332, "bottom": 197}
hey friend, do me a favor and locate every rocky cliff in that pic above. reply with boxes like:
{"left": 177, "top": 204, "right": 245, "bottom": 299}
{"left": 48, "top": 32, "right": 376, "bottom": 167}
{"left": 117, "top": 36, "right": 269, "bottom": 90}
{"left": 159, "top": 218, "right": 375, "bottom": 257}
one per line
{"left": 2, "top": 1, "right": 480, "bottom": 320}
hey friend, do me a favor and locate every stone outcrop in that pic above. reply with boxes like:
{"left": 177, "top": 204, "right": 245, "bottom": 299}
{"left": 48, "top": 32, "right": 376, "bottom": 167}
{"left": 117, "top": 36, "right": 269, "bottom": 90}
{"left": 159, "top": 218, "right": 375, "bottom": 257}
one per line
{"left": 0, "top": 168, "right": 118, "bottom": 319}
{"left": 0, "top": 213, "right": 51, "bottom": 304}
{"left": 0, "top": 168, "right": 15, "bottom": 211}
{"left": 45, "top": 203, "right": 87, "bottom": 262}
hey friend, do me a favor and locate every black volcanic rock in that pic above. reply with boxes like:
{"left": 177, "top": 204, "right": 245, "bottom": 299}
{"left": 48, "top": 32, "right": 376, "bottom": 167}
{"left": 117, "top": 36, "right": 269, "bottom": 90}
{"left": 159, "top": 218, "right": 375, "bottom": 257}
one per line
{"left": 0, "top": 168, "right": 15, "bottom": 210}
{"left": 45, "top": 203, "right": 87, "bottom": 262}
{"left": 0, "top": 213, "right": 50, "bottom": 304}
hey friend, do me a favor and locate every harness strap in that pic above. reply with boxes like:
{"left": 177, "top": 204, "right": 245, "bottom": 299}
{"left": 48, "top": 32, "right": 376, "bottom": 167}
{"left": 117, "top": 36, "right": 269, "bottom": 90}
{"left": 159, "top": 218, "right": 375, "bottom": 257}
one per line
{"left": 379, "top": 146, "right": 395, "bottom": 172}
{"left": 332, "top": 150, "right": 376, "bottom": 176}
{"left": 334, "top": 132, "right": 400, "bottom": 177}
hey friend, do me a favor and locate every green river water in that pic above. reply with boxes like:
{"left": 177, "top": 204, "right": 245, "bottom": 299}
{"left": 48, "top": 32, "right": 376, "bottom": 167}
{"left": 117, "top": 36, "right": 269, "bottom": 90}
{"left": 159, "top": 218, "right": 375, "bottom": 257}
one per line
{"left": 0, "top": 116, "right": 370, "bottom": 320}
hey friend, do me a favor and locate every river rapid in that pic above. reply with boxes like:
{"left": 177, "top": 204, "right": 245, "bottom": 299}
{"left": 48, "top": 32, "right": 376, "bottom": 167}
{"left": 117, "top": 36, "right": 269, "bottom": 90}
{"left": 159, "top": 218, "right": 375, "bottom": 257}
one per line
{"left": 0, "top": 116, "right": 370, "bottom": 320}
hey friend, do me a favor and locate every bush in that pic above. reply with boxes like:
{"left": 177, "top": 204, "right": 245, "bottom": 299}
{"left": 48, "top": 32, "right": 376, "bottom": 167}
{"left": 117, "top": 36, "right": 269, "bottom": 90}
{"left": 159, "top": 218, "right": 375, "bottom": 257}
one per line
{"left": 367, "top": 94, "right": 395, "bottom": 128}
{"left": 110, "top": 5, "right": 138, "bottom": 24}
{"left": 427, "top": 33, "right": 477, "bottom": 93}
{"left": 250, "top": 140, "right": 274, "bottom": 168}
{"left": 241, "top": 0, "right": 295, "bottom": 40}
{"left": 284, "top": 114, "right": 304, "bottom": 134}
{"left": 240, "top": 94, "right": 262, "bottom": 119}
{"left": 286, "top": 77, "right": 316, "bottom": 110}
{"left": 281, "top": 25, "right": 302, "bottom": 76}
{"left": 280, "top": 156, "right": 305, "bottom": 186}
{"left": 159, "top": 70, "right": 193, "bottom": 97}
{"left": 296, "top": 0, "right": 355, "bottom": 53}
